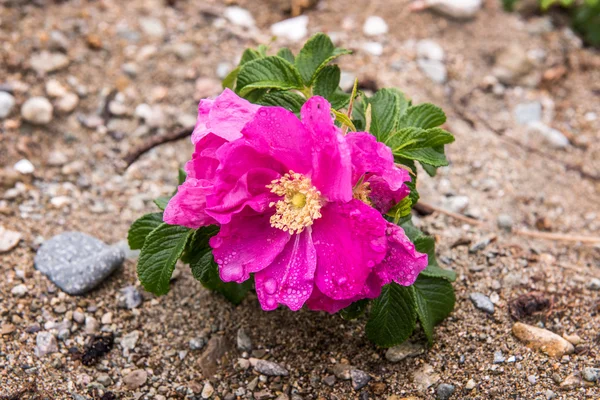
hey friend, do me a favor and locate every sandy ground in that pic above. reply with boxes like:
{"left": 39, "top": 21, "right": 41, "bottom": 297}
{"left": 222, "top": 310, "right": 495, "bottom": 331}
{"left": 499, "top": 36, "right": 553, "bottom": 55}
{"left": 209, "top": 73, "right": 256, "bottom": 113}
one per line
{"left": 1, "top": 0, "right": 599, "bottom": 399}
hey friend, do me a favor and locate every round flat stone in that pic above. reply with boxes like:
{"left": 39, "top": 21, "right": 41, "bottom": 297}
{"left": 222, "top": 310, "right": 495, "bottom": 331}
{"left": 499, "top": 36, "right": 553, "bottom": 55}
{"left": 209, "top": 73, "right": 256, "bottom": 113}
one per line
{"left": 34, "top": 232, "right": 124, "bottom": 295}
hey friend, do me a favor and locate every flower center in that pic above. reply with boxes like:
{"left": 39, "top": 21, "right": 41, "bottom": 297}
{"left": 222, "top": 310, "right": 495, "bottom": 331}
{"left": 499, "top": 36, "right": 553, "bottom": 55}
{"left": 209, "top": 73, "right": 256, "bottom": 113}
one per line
{"left": 267, "top": 171, "right": 323, "bottom": 234}
{"left": 353, "top": 180, "right": 372, "bottom": 206}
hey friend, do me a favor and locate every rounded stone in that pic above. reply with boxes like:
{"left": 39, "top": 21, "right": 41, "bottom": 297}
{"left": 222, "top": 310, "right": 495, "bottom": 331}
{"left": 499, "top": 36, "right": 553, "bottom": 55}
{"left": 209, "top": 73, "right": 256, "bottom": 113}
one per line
{"left": 21, "top": 97, "right": 53, "bottom": 125}
{"left": 0, "top": 91, "right": 15, "bottom": 118}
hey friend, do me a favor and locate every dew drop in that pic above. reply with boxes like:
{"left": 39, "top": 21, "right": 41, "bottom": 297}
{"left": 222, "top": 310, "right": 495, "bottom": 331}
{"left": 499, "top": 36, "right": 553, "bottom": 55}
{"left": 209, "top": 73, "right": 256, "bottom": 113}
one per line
{"left": 264, "top": 278, "right": 277, "bottom": 295}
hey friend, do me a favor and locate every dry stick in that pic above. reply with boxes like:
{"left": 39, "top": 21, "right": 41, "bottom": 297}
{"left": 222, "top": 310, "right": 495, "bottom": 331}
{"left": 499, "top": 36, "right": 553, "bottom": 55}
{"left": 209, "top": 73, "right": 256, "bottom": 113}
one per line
{"left": 123, "top": 127, "right": 193, "bottom": 169}
{"left": 416, "top": 200, "right": 600, "bottom": 244}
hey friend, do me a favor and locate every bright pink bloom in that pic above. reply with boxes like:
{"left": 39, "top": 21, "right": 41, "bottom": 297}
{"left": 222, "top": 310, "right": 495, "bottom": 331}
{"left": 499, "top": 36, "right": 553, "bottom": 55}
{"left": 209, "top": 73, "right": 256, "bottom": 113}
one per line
{"left": 165, "top": 91, "right": 428, "bottom": 312}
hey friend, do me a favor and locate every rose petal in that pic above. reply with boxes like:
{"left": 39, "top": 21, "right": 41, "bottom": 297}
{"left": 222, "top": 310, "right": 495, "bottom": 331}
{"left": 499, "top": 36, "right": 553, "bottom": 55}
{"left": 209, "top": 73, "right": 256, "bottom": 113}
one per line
{"left": 185, "top": 133, "right": 227, "bottom": 180}
{"left": 375, "top": 222, "right": 428, "bottom": 286}
{"left": 312, "top": 200, "right": 387, "bottom": 300}
{"left": 300, "top": 97, "right": 353, "bottom": 202}
{"left": 210, "top": 212, "right": 290, "bottom": 283}
{"left": 163, "top": 178, "right": 216, "bottom": 229}
{"left": 367, "top": 175, "right": 410, "bottom": 214}
{"left": 255, "top": 229, "right": 317, "bottom": 311}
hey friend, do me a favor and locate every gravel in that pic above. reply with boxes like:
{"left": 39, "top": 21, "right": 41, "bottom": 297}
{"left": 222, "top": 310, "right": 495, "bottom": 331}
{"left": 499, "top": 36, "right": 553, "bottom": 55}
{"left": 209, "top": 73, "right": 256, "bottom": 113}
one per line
{"left": 254, "top": 359, "right": 289, "bottom": 376}
{"left": 35, "top": 332, "right": 58, "bottom": 357}
{"left": 236, "top": 327, "right": 252, "bottom": 351}
{"left": 436, "top": 383, "right": 456, "bottom": 400}
{"left": 469, "top": 292, "right": 495, "bottom": 314}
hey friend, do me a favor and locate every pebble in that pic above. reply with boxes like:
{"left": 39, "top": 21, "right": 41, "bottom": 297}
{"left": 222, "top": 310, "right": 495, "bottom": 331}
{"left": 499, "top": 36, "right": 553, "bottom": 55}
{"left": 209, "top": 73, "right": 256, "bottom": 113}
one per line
{"left": 493, "top": 45, "right": 538, "bottom": 87}
{"left": 118, "top": 285, "right": 143, "bottom": 309}
{"left": 0, "top": 225, "right": 22, "bottom": 253}
{"left": 35, "top": 332, "right": 58, "bottom": 357}
{"left": 469, "top": 293, "right": 495, "bottom": 314}
{"left": 332, "top": 363, "right": 353, "bottom": 380}
{"left": 415, "top": 0, "right": 481, "bottom": 19}
{"left": 189, "top": 337, "right": 206, "bottom": 351}
{"left": 199, "top": 335, "right": 229, "bottom": 377}
{"left": 417, "top": 59, "right": 447, "bottom": 83}
{"left": 14, "top": 159, "right": 35, "bottom": 174}
{"left": 123, "top": 369, "right": 147, "bottom": 390}
{"left": 11, "top": 284, "right": 28, "bottom": 297}
{"left": 236, "top": 328, "right": 252, "bottom": 351}
{"left": 1, "top": 323, "right": 16, "bottom": 335}
{"left": 417, "top": 39, "right": 445, "bottom": 61}
{"left": 588, "top": 278, "right": 600, "bottom": 290}
{"left": 21, "top": 97, "right": 53, "bottom": 125}
{"left": 49, "top": 30, "right": 70, "bottom": 51}
{"left": 582, "top": 367, "right": 600, "bottom": 382}
{"left": 363, "top": 16, "right": 388, "bottom": 36}
{"left": 385, "top": 341, "right": 425, "bottom": 362}
{"left": 173, "top": 43, "right": 196, "bottom": 60}
{"left": 436, "top": 383, "right": 455, "bottom": 400}
{"left": 0, "top": 91, "right": 15, "bottom": 118}
{"left": 443, "top": 195, "right": 469, "bottom": 213}
{"left": 34, "top": 232, "right": 125, "bottom": 295}
{"left": 56, "top": 93, "right": 79, "bottom": 113}
{"left": 96, "top": 374, "right": 112, "bottom": 387}
{"left": 224, "top": 6, "right": 255, "bottom": 28}
{"left": 469, "top": 237, "right": 491, "bottom": 253}
{"left": 413, "top": 364, "right": 440, "bottom": 391}
{"left": 527, "top": 375, "right": 537, "bottom": 384}
{"left": 216, "top": 62, "right": 232, "bottom": 79}
{"left": 85, "top": 317, "right": 99, "bottom": 334}
{"left": 527, "top": 122, "right": 569, "bottom": 149}
{"left": 201, "top": 382, "right": 214, "bottom": 399}
{"left": 465, "top": 378, "right": 476, "bottom": 390}
{"left": 560, "top": 373, "right": 585, "bottom": 389}
{"left": 254, "top": 359, "right": 289, "bottom": 376}
{"left": 121, "top": 330, "right": 140, "bottom": 356}
{"left": 562, "top": 333, "right": 582, "bottom": 345}
{"left": 545, "top": 389, "right": 556, "bottom": 399}
{"left": 497, "top": 214, "right": 513, "bottom": 231}
{"left": 101, "top": 312, "right": 112, "bottom": 324}
{"left": 351, "top": 369, "right": 371, "bottom": 390}
{"left": 512, "top": 322, "right": 574, "bottom": 358}
{"left": 139, "top": 17, "right": 166, "bottom": 38}
{"left": 323, "top": 375, "right": 336, "bottom": 387}
{"left": 30, "top": 51, "right": 70, "bottom": 74}
{"left": 46, "top": 80, "right": 69, "bottom": 97}
{"left": 514, "top": 102, "right": 542, "bottom": 126}
{"left": 493, "top": 350, "right": 505, "bottom": 363}
{"left": 362, "top": 42, "right": 384, "bottom": 56}
{"left": 271, "top": 16, "right": 309, "bottom": 42}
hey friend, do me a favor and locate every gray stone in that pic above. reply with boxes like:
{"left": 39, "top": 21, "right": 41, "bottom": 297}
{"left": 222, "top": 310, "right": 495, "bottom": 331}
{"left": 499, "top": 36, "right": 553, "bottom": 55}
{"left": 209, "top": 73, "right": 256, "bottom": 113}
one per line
{"left": 443, "top": 195, "right": 469, "bottom": 213}
{"left": 417, "top": 59, "right": 447, "bottom": 83}
{"left": 588, "top": 278, "right": 600, "bottom": 290}
{"left": 85, "top": 316, "right": 99, "bottom": 334}
{"left": 385, "top": 341, "right": 425, "bottom": 362}
{"left": 422, "top": 0, "right": 482, "bottom": 19}
{"left": 123, "top": 369, "right": 147, "bottom": 390}
{"left": 121, "top": 330, "right": 140, "bottom": 356}
{"left": 255, "top": 359, "right": 288, "bottom": 376}
{"left": 497, "top": 214, "right": 513, "bottom": 231}
{"left": 323, "top": 375, "right": 336, "bottom": 387}
{"left": 417, "top": 39, "right": 445, "bottom": 61}
{"left": 34, "top": 232, "right": 124, "bottom": 295}
{"left": 139, "top": 17, "right": 166, "bottom": 38}
{"left": 493, "top": 350, "right": 505, "bottom": 363}
{"left": 237, "top": 328, "right": 252, "bottom": 351}
{"left": 96, "top": 374, "right": 112, "bottom": 387}
{"left": 0, "top": 91, "right": 15, "bottom": 118}
{"left": 35, "top": 332, "right": 58, "bottom": 357}
{"left": 332, "top": 363, "right": 353, "bottom": 380}
{"left": 21, "top": 97, "right": 53, "bottom": 125}
{"left": 582, "top": 367, "right": 600, "bottom": 382}
{"left": 173, "top": 43, "right": 196, "bottom": 60}
{"left": 469, "top": 293, "right": 495, "bottom": 314}
{"left": 514, "top": 102, "right": 542, "bottom": 126}
{"left": 362, "top": 42, "right": 384, "bottom": 56}
{"left": 350, "top": 369, "right": 371, "bottom": 390}
{"left": 189, "top": 337, "right": 206, "bottom": 350}
{"left": 545, "top": 389, "right": 556, "bottom": 399}
{"left": 118, "top": 286, "right": 142, "bottom": 309}
{"left": 57, "top": 328, "right": 70, "bottom": 341}
{"left": 436, "top": 383, "right": 455, "bottom": 400}
{"left": 49, "top": 30, "right": 70, "bottom": 51}
{"left": 527, "top": 122, "right": 569, "bottom": 149}
{"left": 469, "top": 237, "right": 491, "bottom": 253}
{"left": 30, "top": 51, "right": 69, "bottom": 74}
{"left": 527, "top": 375, "right": 537, "bottom": 385}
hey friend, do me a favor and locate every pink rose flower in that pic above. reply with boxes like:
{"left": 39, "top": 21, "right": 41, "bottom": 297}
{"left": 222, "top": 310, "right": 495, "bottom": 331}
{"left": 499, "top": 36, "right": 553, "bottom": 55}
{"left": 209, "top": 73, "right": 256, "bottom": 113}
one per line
{"left": 165, "top": 90, "right": 427, "bottom": 312}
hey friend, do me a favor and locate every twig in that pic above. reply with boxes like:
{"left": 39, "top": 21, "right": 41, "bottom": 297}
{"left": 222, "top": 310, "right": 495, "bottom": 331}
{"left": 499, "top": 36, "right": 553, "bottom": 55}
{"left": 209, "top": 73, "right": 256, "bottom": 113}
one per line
{"left": 123, "top": 127, "right": 193, "bottom": 168}
{"left": 414, "top": 201, "right": 484, "bottom": 226}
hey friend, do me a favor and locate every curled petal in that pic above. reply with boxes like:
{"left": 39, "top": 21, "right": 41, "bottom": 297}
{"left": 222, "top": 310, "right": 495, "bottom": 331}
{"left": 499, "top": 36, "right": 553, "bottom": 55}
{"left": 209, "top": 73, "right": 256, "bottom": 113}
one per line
{"left": 185, "top": 133, "right": 227, "bottom": 180}
{"left": 367, "top": 175, "right": 410, "bottom": 214}
{"left": 312, "top": 200, "right": 387, "bottom": 300}
{"left": 163, "top": 179, "right": 216, "bottom": 229}
{"left": 375, "top": 222, "right": 428, "bottom": 287}
{"left": 300, "top": 97, "right": 353, "bottom": 202}
{"left": 255, "top": 229, "right": 317, "bottom": 311}
{"left": 210, "top": 213, "right": 291, "bottom": 283}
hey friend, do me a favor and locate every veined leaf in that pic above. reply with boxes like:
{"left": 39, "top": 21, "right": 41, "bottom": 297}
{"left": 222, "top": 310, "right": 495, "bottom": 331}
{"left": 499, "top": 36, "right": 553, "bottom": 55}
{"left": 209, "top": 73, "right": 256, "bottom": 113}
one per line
{"left": 332, "top": 109, "right": 356, "bottom": 131}
{"left": 386, "top": 196, "right": 412, "bottom": 224}
{"left": 277, "top": 47, "right": 295, "bottom": 64}
{"left": 368, "top": 88, "right": 410, "bottom": 142}
{"left": 236, "top": 56, "right": 304, "bottom": 97}
{"left": 127, "top": 212, "right": 164, "bottom": 250}
{"left": 137, "top": 223, "right": 193, "bottom": 295}
{"left": 366, "top": 283, "right": 417, "bottom": 347}
{"left": 313, "top": 65, "right": 341, "bottom": 99}
{"left": 295, "top": 33, "right": 350, "bottom": 84}
{"left": 340, "top": 299, "right": 370, "bottom": 321}
{"left": 257, "top": 91, "right": 306, "bottom": 114}
{"left": 397, "top": 103, "right": 447, "bottom": 130}
{"left": 153, "top": 196, "right": 170, "bottom": 211}
{"left": 412, "top": 275, "right": 455, "bottom": 345}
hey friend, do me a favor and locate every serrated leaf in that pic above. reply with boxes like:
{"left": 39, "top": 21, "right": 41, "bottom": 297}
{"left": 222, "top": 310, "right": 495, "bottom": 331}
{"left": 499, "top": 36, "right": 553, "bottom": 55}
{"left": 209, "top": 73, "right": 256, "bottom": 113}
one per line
{"left": 366, "top": 283, "right": 417, "bottom": 347}
{"left": 313, "top": 65, "right": 340, "bottom": 99}
{"left": 421, "top": 163, "right": 438, "bottom": 177}
{"left": 405, "top": 178, "right": 420, "bottom": 206}
{"left": 277, "top": 47, "right": 295, "bottom": 64}
{"left": 180, "top": 226, "right": 218, "bottom": 264}
{"left": 190, "top": 251, "right": 252, "bottom": 305}
{"left": 386, "top": 196, "right": 412, "bottom": 224}
{"left": 153, "top": 196, "right": 170, "bottom": 211}
{"left": 340, "top": 299, "right": 369, "bottom": 320}
{"left": 137, "top": 223, "right": 193, "bottom": 296}
{"left": 127, "top": 212, "right": 164, "bottom": 250}
{"left": 412, "top": 275, "right": 455, "bottom": 345}
{"left": 240, "top": 48, "right": 263, "bottom": 65}
{"left": 331, "top": 109, "right": 356, "bottom": 131}
{"left": 397, "top": 103, "right": 447, "bottom": 130}
{"left": 222, "top": 66, "right": 240, "bottom": 90}
{"left": 329, "top": 89, "right": 351, "bottom": 110}
{"left": 295, "top": 33, "right": 350, "bottom": 84}
{"left": 368, "top": 88, "right": 409, "bottom": 142}
{"left": 391, "top": 128, "right": 454, "bottom": 168}
{"left": 236, "top": 56, "right": 304, "bottom": 96}
{"left": 413, "top": 236, "right": 457, "bottom": 282}
{"left": 257, "top": 91, "right": 306, "bottom": 114}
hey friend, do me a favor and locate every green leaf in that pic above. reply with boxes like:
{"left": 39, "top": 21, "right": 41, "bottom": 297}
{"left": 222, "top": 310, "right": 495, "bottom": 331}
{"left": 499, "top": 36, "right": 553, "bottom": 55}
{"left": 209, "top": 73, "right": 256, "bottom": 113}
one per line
{"left": 390, "top": 128, "right": 454, "bottom": 168}
{"left": 329, "top": 89, "right": 351, "bottom": 110}
{"left": 386, "top": 196, "right": 412, "bottom": 224}
{"left": 277, "top": 47, "right": 295, "bottom": 64}
{"left": 190, "top": 251, "right": 252, "bottom": 305}
{"left": 368, "top": 88, "right": 409, "bottom": 142}
{"left": 413, "top": 236, "right": 457, "bottom": 282}
{"left": 340, "top": 299, "right": 369, "bottom": 321}
{"left": 180, "top": 226, "right": 218, "bottom": 264}
{"left": 405, "top": 178, "right": 420, "bottom": 207}
{"left": 153, "top": 196, "right": 170, "bottom": 211}
{"left": 397, "top": 103, "right": 446, "bottom": 130}
{"left": 127, "top": 212, "right": 164, "bottom": 250}
{"left": 412, "top": 275, "right": 455, "bottom": 345}
{"left": 257, "top": 91, "right": 306, "bottom": 113}
{"left": 236, "top": 56, "right": 304, "bottom": 97}
{"left": 295, "top": 33, "right": 350, "bottom": 84}
{"left": 240, "top": 48, "right": 263, "bottom": 65}
{"left": 331, "top": 109, "right": 356, "bottom": 131}
{"left": 222, "top": 66, "right": 240, "bottom": 90}
{"left": 178, "top": 168, "right": 187, "bottom": 185}
{"left": 421, "top": 163, "right": 438, "bottom": 177}
{"left": 137, "top": 223, "right": 193, "bottom": 296}
{"left": 366, "top": 283, "right": 417, "bottom": 347}
{"left": 313, "top": 65, "right": 340, "bottom": 99}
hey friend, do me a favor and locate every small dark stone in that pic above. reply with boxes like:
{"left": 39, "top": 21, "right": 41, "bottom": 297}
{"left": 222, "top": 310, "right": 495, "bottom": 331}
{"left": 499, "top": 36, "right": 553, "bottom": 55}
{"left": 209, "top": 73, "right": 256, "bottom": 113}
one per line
{"left": 71, "top": 333, "right": 114, "bottom": 366}
{"left": 508, "top": 292, "right": 550, "bottom": 320}
{"left": 351, "top": 369, "right": 371, "bottom": 390}
{"left": 436, "top": 383, "right": 456, "bottom": 400}
{"left": 323, "top": 375, "right": 336, "bottom": 387}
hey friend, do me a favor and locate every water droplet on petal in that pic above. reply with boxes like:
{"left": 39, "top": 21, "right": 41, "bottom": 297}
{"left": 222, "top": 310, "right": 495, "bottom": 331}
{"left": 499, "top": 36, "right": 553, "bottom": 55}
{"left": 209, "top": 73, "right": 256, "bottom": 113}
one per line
{"left": 264, "top": 278, "right": 277, "bottom": 295}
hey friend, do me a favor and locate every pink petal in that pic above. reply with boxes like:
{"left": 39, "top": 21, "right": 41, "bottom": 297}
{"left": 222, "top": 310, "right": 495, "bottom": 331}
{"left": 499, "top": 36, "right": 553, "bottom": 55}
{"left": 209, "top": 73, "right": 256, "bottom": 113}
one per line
{"left": 367, "top": 175, "right": 410, "bottom": 214}
{"left": 210, "top": 212, "right": 291, "bottom": 283}
{"left": 192, "top": 88, "right": 259, "bottom": 144}
{"left": 375, "top": 222, "right": 428, "bottom": 286}
{"left": 163, "top": 178, "right": 216, "bottom": 229}
{"left": 255, "top": 229, "right": 317, "bottom": 311}
{"left": 300, "top": 97, "right": 353, "bottom": 202}
{"left": 185, "top": 133, "right": 227, "bottom": 180}
{"left": 305, "top": 285, "right": 353, "bottom": 314}
{"left": 242, "top": 106, "right": 315, "bottom": 175}
{"left": 312, "top": 200, "right": 388, "bottom": 300}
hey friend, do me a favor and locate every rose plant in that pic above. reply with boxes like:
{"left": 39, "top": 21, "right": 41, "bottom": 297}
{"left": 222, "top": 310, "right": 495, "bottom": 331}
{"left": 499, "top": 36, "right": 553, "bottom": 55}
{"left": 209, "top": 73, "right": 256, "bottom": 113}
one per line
{"left": 128, "top": 34, "right": 457, "bottom": 347}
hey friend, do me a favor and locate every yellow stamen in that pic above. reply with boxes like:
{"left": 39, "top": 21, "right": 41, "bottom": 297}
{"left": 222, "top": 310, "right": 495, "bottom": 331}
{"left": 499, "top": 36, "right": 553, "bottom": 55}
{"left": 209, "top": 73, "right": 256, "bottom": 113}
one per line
{"left": 353, "top": 180, "right": 372, "bottom": 206}
{"left": 267, "top": 171, "right": 323, "bottom": 234}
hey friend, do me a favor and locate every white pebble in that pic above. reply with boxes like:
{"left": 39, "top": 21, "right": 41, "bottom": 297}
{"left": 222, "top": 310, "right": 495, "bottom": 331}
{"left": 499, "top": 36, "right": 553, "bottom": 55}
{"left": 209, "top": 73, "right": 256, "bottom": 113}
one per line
{"left": 363, "top": 16, "right": 388, "bottom": 36}
{"left": 224, "top": 6, "right": 255, "bottom": 28}
{"left": 14, "top": 159, "right": 35, "bottom": 174}
{"left": 271, "top": 16, "right": 309, "bottom": 42}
